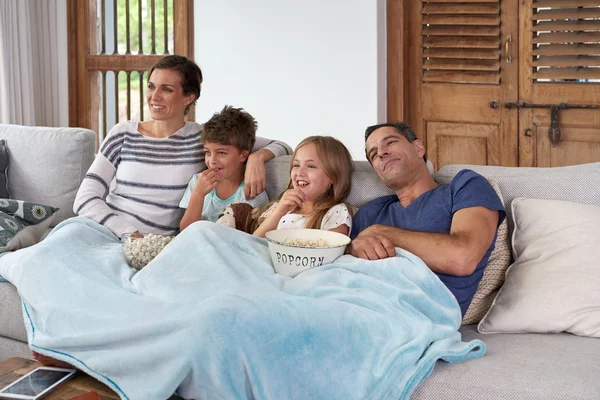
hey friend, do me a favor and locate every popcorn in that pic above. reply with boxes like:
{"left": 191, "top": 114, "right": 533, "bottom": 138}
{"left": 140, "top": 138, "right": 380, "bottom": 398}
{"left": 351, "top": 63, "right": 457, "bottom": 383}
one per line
{"left": 283, "top": 238, "right": 328, "bottom": 248}
{"left": 123, "top": 233, "right": 173, "bottom": 270}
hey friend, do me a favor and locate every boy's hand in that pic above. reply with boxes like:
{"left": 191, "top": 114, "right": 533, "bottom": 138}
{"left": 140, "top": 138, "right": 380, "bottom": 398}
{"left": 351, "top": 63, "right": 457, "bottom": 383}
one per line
{"left": 193, "top": 169, "right": 218, "bottom": 197}
{"left": 275, "top": 188, "right": 307, "bottom": 215}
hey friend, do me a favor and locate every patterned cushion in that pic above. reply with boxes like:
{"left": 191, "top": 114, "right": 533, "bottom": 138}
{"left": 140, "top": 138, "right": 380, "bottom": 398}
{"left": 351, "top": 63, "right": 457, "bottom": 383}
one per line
{"left": 0, "top": 199, "right": 58, "bottom": 252}
{"left": 0, "top": 140, "right": 9, "bottom": 198}
{"left": 461, "top": 179, "right": 511, "bottom": 325}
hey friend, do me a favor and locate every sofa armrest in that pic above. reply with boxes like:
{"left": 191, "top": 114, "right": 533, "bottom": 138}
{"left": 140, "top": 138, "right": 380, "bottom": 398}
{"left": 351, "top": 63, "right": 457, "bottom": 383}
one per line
{"left": 0, "top": 124, "right": 96, "bottom": 226}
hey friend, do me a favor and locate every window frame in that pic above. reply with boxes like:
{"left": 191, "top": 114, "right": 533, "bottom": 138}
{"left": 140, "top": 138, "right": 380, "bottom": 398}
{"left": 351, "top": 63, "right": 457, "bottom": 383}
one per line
{"left": 67, "top": 0, "right": 194, "bottom": 145}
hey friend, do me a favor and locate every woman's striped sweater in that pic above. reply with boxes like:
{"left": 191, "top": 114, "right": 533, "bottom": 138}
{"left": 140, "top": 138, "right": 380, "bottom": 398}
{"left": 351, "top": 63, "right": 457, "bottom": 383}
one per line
{"left": 73, "top": 120, "right": 291, "bottom": 238}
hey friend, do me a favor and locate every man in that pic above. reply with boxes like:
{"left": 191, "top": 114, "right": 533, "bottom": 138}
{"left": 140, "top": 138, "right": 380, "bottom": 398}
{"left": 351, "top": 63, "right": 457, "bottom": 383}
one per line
{"left": 348, "top": 122, "right": 505, "bottom": 316}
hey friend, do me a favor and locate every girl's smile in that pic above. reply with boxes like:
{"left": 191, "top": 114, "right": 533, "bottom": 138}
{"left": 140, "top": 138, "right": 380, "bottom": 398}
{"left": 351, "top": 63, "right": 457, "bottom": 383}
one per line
{"left": 291, "top": 143, "right": 332, "bottom": 202}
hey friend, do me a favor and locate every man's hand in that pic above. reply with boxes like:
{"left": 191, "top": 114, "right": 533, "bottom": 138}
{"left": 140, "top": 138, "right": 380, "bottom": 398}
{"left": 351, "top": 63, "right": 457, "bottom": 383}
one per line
{"left": 347, "top": 224, "right": 396, "bottom": 260}
{"left": 244, "top": 149, "right": 272, "bottom": 199}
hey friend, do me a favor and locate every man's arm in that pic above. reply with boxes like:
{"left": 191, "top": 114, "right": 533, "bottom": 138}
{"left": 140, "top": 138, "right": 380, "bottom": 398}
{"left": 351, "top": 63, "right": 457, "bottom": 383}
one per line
{"left": 348, "top": 206, "right": 499, "bottom": 276}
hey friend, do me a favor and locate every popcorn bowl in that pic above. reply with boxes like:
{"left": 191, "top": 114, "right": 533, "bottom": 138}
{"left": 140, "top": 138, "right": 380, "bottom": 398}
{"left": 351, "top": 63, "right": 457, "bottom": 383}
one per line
{"left": 264, "top": 228, "right": 351, "bottom": 277}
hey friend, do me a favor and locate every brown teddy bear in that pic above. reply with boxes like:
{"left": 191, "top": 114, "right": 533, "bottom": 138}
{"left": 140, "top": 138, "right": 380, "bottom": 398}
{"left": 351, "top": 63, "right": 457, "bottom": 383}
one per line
{"left": 215, "top": 203, "right": 260, "bottom": 234}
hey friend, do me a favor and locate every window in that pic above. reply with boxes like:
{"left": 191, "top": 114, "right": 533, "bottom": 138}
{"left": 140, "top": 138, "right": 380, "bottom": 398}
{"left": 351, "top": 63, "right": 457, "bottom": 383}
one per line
{"left": 67, "top": 0, "right": 193, "bottom": 145}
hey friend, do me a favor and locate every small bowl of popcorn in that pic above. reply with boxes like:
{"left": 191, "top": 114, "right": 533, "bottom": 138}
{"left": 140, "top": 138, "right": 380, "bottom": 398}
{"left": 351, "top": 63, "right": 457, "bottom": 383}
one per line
{"left": 123, "top": 233, "right": 173, "bottom": 270}
{"left": 264, "top": 229, "right": 351, "bottom": 277}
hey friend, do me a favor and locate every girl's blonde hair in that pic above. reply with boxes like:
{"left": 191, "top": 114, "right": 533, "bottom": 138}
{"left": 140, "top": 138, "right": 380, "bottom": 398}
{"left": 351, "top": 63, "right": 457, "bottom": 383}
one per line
{"left": 286, "top": 136, "right": 354, "bottom": 229}
{"left": 252, "top": 136, "right": 354, "bottom": 232}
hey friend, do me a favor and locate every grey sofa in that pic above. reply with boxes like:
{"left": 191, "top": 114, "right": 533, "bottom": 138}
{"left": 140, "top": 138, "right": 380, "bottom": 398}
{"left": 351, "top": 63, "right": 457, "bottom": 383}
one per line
{"left": 1, "top": 124, "right": 599, "bottom": 399}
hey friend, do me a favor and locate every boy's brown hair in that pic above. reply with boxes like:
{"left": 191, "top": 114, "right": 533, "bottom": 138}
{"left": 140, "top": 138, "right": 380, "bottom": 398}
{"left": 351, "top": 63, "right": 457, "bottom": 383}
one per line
{"left": 201, "top": 105, "right": 257, "bottom": 151}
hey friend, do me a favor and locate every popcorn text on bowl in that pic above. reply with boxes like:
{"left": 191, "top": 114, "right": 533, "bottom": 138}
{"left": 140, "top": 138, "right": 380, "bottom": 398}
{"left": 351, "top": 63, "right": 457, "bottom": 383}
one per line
{"left": 275, "top": 252, "right": 325, "bottom": 268}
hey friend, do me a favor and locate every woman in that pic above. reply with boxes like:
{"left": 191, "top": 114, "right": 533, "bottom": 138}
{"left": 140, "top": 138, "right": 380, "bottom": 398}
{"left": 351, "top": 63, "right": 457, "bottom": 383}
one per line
{"left": 34, "top": 55, "right": 291, "bottom": 367}
{"left": 73, "top": 55, "right": 291, "bottom": 239}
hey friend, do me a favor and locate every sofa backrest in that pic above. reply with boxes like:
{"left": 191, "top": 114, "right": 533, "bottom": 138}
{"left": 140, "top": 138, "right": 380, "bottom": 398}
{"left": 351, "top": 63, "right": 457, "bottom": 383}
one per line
{"left": 0, "top": 124, "right": 96, "bottom": 227}
{"left": 268, "top": 156, "right": 600, "bottom": 241}
{"left": 265, "top": 155, "right": 395, "bottom": 210}
{"left": 436, "top": 162, "right": 600, "bottom": 238}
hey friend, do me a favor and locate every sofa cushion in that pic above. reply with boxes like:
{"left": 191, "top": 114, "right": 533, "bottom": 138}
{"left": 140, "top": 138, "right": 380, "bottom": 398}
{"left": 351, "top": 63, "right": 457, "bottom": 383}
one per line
{"left": 435, "top": 162, "right": 600, "bottom": 241}
{"left": 0, "top": 124, "right": 96, "bottom": 227}
{"left": 0, "top": 282, "right": 27, "bottom": 343}
{"left": 412, "top": 325, "right": 600, "bottom": 400}
{"left": 0, "top": 337, "right": 32, "bottom": 361}
{"left": 478, "top": 198, "right": 600, "bottom": 337}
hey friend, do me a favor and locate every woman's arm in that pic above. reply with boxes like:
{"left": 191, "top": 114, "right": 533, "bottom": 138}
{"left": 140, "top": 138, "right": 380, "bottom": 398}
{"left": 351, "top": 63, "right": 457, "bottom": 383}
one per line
{"left": 252, "top": 137, "right": 293, "bottom": 158}
{"left": 245, "top": 137, "right": 293, "bottom": 199}
{"left": 73, "top": 154, "right": 138, "bottom": 238}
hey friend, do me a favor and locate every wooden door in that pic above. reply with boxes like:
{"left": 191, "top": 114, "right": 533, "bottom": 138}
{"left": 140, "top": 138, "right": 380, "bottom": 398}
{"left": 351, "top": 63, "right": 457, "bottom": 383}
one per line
{"left": 518, "top": 0, "right": 600, "bottom": 167}
{"left": 398, "top": 0, "right": 600, "bottom": 169}
{"left": 405, "top": 0, "right": 519, "bottom": 171}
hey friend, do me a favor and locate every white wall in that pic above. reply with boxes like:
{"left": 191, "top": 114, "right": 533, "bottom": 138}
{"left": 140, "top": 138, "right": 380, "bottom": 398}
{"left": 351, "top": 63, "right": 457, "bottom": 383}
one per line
{"left": 194, "top": 0, "right": 386, "bottom": 160}
{"left": 53, "top": 1, "right": 387, "bottom": 159}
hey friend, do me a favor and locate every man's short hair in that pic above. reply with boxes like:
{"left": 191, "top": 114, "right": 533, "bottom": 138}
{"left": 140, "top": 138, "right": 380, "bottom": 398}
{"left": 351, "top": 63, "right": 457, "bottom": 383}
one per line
{"left": 201, "top": 105, "right": 257, "bottom": 151}
{"left": 364, "top": 121, "right": 427, "bottom": 162}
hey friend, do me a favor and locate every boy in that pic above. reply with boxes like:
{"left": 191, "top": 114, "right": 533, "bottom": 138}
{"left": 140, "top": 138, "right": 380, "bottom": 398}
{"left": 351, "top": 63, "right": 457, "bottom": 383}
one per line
{"left": 179, "top": 106, "right": 269, "bottom": 230}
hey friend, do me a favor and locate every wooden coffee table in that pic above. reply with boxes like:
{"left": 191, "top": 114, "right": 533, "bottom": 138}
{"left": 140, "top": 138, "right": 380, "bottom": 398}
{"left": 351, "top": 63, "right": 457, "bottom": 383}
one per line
{"left": 0, "top": 357, "right": 181, "bottom": 399}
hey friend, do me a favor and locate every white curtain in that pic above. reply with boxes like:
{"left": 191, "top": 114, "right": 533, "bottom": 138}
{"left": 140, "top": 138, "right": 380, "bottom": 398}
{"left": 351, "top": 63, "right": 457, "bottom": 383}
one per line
{"left": 0, "top": 0, "right": 59, "bottom": 126}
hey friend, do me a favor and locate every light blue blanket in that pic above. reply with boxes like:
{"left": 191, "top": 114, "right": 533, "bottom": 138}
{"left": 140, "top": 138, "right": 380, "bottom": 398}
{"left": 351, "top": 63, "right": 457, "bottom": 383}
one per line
{"left": 0, "top": 218, "right": 484, "bottom": 400}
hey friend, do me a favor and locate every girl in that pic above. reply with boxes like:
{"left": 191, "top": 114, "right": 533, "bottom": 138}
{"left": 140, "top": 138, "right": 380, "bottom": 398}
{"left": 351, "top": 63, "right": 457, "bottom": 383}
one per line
{"left": 253, "top": 136, "right": 354, "bottom": 238}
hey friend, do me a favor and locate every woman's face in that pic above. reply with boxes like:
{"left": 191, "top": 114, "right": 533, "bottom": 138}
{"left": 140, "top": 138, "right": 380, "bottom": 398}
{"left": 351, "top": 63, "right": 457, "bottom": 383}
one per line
{"left": 290, "top": 143, "right": 332, "bottom": 202}
{"left": 146, "top": 68, "right": 194, "bottom": 121}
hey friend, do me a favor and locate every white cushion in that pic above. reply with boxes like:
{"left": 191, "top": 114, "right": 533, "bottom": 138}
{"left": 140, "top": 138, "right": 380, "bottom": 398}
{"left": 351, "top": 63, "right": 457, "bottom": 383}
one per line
{"left": 478, "top": 198, "right": 600, "bottom": 337}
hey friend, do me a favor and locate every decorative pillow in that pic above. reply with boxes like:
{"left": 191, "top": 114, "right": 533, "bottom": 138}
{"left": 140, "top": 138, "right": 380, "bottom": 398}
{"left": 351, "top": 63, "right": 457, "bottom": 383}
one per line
{"left": 461, "top": 178, "right": 511, "bottom": 325}
{"left": 478, "top": 198, "right": 600, "bottom": 337}
{"left": 0, "top": 140, "right": 10, "bottom": 198}
{"left": 0, "top": 199, "right": 59, "bottom": 253}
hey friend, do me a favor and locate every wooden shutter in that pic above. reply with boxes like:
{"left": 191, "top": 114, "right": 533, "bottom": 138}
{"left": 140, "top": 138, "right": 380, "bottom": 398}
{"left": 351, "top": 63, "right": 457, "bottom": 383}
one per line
{"left": 532, "top": 0, "right": 600, "bottom": 82}
{"left": 421, "top": 0, "right": 502, "bottom": 84}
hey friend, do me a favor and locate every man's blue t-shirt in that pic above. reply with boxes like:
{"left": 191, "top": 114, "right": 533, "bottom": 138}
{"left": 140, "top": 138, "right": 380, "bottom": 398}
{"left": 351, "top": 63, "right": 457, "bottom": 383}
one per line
{"left": 351, "top": 170, "right": 506, "bottom": 316}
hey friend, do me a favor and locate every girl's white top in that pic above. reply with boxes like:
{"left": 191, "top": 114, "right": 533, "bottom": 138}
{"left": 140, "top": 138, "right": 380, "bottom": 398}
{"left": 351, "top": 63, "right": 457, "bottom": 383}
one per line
{"left": 264, "top": 203, "right": 352, "bottom": 231}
